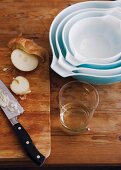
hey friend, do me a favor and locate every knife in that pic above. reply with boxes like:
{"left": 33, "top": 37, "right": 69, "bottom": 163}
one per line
{"left": 0, "top": 80, "right": 45, "bottom": 166}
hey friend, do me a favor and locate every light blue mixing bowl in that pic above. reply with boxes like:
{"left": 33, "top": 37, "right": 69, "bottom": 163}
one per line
{"left": 49, "top": 0, "right": 121, "bottom": 84}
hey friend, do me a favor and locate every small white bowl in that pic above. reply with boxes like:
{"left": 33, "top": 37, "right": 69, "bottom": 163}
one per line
{"left": 69, "top": 15, "right": 121, "bottom": 64}
{"left": 58, "top": 7, "right": 121, "bottom": 67}
{"left": 56, "top": 7, "right": 112, "bottom": 66}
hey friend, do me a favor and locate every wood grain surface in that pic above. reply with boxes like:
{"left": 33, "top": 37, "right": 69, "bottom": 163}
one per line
{"left": 0, "top": 0, "right": 51, "bottom": 165}
{"left": 0, "top": 0, "right": 121, "bottom": 167}
{"left": 48, "top": 72, "right": 121, "bottom": 165}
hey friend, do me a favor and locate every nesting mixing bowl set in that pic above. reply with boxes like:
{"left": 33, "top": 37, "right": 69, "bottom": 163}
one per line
{"left": 49, "top": 0, "right": 121, "bottom": 85}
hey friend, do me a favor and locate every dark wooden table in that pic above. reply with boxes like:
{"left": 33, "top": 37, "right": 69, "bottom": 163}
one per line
{"left": 0, "top": 0, "right": 121, "bottom": 168}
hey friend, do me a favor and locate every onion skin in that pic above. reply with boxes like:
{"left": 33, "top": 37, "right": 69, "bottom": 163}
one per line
{"left": 8, "top": 34, "right": 46, "bottom": 57}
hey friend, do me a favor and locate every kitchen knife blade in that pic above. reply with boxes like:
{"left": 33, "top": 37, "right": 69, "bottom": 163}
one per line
{"left": 0, "top": 80, "right": 45, "bottom": 166}
{"left": 0, "top": 80, "right": 24, "bottom": 119}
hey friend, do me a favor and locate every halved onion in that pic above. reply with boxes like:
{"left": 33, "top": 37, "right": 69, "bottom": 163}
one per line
{"left": 10, "top": 76, "right": 31, "bottom": 95}
{"left": 11, "top": 49, "right": 39, "bottom": 71}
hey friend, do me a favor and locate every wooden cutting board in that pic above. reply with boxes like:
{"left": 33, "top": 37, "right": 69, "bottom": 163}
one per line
{"left": 0, "top": 0, "right": 50, "bottom": 162}
{"left": 0, "top": 48, "right": 50, "bottom": 160}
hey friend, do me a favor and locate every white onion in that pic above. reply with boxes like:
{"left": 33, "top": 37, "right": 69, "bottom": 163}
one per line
{"left": 11, "top": 49, "right": 39, "bottom": 71}
{"left": 10, "top": 76, "right": 31, "bottom": 95}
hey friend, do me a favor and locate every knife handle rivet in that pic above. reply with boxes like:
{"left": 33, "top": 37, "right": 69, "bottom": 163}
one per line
{"left": 26, "top": 141, "right": 29, "bottom": 144}
{"left": 18, "top": 127, "right": 21, "bottom": 130}
{"left": 37, "top": 155, "right": 40, "bottom": 159}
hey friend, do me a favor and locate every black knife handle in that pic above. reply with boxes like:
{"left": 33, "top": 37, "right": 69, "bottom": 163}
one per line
{"left": 13, "top": 123, "right": 45, "bottom": 166}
